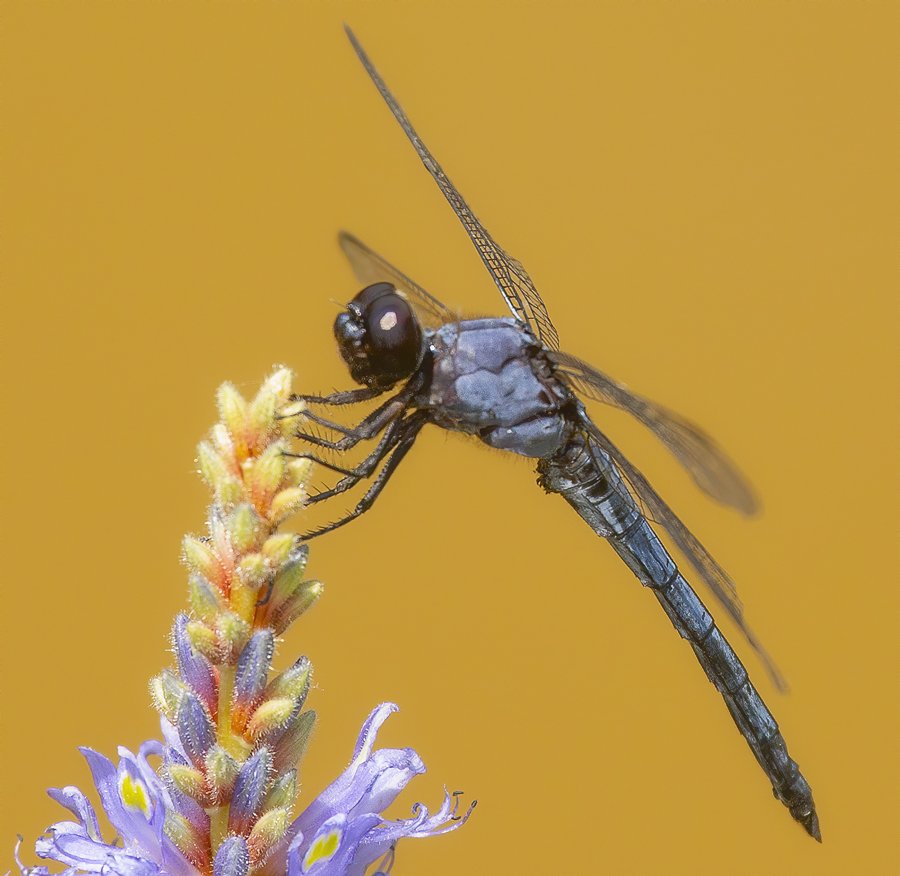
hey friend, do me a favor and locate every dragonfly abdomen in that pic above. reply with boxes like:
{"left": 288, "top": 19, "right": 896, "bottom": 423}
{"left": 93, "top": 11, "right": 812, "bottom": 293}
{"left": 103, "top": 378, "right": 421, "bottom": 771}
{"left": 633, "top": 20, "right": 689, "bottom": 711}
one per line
{"left": 538, "top": 434, "right": 820, "bottom": 840}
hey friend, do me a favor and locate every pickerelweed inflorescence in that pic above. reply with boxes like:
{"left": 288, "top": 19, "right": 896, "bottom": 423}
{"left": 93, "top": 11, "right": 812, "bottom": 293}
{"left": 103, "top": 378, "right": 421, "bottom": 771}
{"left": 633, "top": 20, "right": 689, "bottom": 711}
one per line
{"left": 17, "top": 368, "right": 472, "bottom": 876}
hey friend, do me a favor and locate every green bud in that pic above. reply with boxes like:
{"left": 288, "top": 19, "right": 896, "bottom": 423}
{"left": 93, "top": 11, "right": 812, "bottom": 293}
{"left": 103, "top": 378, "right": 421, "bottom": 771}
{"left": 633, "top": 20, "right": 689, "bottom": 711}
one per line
{"left": 228, "top": 503, "right": 264, "bottom": 553}
{"left": 150, "top": 670, "right": 187, "bottom": 723}
{"left": 268, "top": 486, "right": 306, "bottom": 525}
{"left": 247, "top": 806, "right": 289, "bottom": 859}
{"left": 164, "top": 810, "right": 205, "bottom": 869}
{"left": 205, "top": 744, "right": 240, "bottom": 802}
{"left": 246, "top": 443, "right": 286, "bottom": 501}
{"left": 182, "top": 536, "right": 221, "bottom": 585}
{"left": 261, "top": 533, "right": 298, "bottom": 564}
{"left": 186, "top": 620, "right": 221, "bottom": 663}
{"left": 264, "top": 769, "right": 297, "bottom": 812}
{"left": 235, "top": 553, "right": 269, "bottom": 590}
{"left": 265, "top": 657, "right": 311, "bottom": 703}
{"left": 216, "top": 382, "right": 248, "bottom": 439}
{"left": 167, "top": 763, "right": 207, "bottom": 803}
{"left": 272, "top": 710, "right": 316, "bottom": 774}
{"left": 197, "top": 440, "right": 229, "bottom": 489}
{"left": 216, "top": 611, "right": 250, "bottom": 659}
{"left": 273, "top": 580, "right": 323, "bottom": 635}
{"left": 187, "top": 572, "right": 225, "bottom": 623}
{"left": 247, "top": 697, "right": 296, "bottom": 739}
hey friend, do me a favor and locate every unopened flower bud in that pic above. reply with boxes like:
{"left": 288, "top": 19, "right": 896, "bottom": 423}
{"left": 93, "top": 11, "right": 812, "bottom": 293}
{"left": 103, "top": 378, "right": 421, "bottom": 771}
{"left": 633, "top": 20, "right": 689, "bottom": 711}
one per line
{"left": 217, "top": 382, "right": 249, "bottom": 441}
{"left": 182, "top": 536, "right": 223, "bottom": 587}
{"left": 249, "top": 367, "right": 291, "bottom": 429}
{"left": 234, "top": 630, "right": 274, "bottom": 716}
{"left": 247, "top": 807, "right": 289, "bottom": 864}
{"left": 176, "top": 692, "right": 215, "bottom": 769}
{"left": 174, "top": 614, "right": 216, "bottom": 709}
{"left": 263, "top": 768, "right": 297, "bottom": 812}
{"left": 245, "top": 443, "right": 286, "bottom": 504}
{"left": 197, "top": 440, "right": 228, "bottom": 489}
{"left": 227, "top": 503, "right": 264, "bottom": 554}
{"left": 268, "top": 486, "right": 306, "bottom": 525}
{"left": 247, "top": 697, "right": 295, "bottom": 739}
{"left": 216, "top": 611, "right": 250, "bottom": 660}
{"left": 213, "top": 835, "right": 250, "bottom": 876}
{"left": 150, "top": 669, "right": 188, "bottom": 724}
{"left": 273, "top": 580, "right": 323, "bottom": 635}
{"left": 167, "top": 763, "right": 207, "bottom": 803}
{"left": 164, "top": 811, "right": 207, "bottom": 870}
{"left": 261, "top": 533, "right": 300, "bottom": 565}
{"left": 277, "top": 399, "right": 306, "bottom": 437}
{"left": 229, "top": 747, "right": 272, "bottom": 834}
{"left": 285, "top": 456, "right": 314, "bottom": 488}
{"left": 205, "top": 744, "right": 240, "bottom": 802}
{"left": 272, "top": 709, "right": 316, "bottom": 774}
{"left": 185, "top": 619, "right": 222, "bottom": 665}
{"left": 188, "top": 572, "right": 225, "bottom": 623}
{"left": 235, "top": 553, "right": 268, "bottom": 590}
{"left": 264, "top": 656, "right": 311, "bottom": 705}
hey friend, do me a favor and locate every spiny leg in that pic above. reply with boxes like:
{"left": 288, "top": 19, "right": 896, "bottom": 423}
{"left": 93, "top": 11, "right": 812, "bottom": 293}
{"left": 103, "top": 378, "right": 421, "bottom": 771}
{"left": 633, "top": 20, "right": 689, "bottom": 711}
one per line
{"left": 298, "top": 412, "right": 427, "bottom": 541}
{"left": 291, "top": 386, "right": 385, "bottom": 406}
{"left": 285, "top": 415, "right": 406, "bottom": 482}
{"left": 294, "top": 379, "right": 422, "bottom": 451}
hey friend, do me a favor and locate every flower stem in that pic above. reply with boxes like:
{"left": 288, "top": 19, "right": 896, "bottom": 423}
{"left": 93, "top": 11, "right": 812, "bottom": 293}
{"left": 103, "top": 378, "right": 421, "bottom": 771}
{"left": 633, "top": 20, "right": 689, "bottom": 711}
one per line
{"left": 210, "top": 663, "right": 237, "bottom": 853}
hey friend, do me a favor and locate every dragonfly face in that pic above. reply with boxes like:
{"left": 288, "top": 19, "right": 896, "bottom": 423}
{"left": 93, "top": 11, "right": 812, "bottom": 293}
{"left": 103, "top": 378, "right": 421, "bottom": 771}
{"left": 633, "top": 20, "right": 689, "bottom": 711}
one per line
{"left": 334, "top": 282, "right": 425, "bottom": 388}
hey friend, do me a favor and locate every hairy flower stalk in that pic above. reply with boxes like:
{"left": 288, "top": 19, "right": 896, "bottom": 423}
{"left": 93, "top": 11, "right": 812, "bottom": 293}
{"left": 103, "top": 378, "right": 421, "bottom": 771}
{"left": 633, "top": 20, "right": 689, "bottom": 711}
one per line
{"left": 153, "top": 369, "right": 316, "bottom": 868}
{"left": 19, "top": 368, "right": 472, "bottom": 876}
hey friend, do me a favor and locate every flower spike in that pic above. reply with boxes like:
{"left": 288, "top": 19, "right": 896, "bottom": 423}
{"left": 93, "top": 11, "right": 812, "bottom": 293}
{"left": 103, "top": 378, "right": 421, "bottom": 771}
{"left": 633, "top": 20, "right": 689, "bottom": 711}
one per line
{"left": 19, "top": 368, "right": 472, "bottom": 875}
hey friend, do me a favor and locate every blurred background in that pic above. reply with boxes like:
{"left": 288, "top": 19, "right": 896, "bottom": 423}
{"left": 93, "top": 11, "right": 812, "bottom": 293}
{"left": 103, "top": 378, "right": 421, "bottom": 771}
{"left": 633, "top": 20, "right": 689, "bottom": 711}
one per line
{"left": 2, "top": 2, "right": 896, "bottom": 873}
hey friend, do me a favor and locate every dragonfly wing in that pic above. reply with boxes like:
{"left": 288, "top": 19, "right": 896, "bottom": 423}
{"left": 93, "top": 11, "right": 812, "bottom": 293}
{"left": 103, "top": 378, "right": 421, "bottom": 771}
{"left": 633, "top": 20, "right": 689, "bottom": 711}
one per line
{"left": 578, "top": 412, "right": 786, "bottom": 691}
{"left": 338, "top": 231, "right": 454, "bottom": 328}
{"left": 344, "top": 26, "right": 561, "bottom": 351}
{"left": 552, "top": 351, "right": 759, "bottom": 516}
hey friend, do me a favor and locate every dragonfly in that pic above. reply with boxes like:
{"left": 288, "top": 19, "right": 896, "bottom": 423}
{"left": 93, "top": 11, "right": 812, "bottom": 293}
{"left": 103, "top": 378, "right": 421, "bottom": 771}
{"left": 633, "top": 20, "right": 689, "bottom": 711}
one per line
{"left": 291, "top": 26, "right": 820, "bottom": 841}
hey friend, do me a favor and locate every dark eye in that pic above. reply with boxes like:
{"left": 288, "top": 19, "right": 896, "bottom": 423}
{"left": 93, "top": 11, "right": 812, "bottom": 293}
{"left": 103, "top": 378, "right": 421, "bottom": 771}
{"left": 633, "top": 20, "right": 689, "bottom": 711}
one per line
{"left": 335, "top": 283, "right": 423, "bottom": 388}
{"left": 362, "top": 288, "right": 422, "bottom": 381}
{"left": 366, "top": 293, "right": 416, "bottom": 354}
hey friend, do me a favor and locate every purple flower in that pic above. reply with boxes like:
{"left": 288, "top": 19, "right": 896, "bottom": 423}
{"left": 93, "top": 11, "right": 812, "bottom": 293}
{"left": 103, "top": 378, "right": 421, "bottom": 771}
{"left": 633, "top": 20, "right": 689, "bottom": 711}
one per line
{"left": 20, "top": 705, "right": 471, "bottom": 876}
{"left": 19, "top": 742, "right": 196, "bottom": 876}
{"left": 270, "top": 703, "right": 474, "bottom": 876}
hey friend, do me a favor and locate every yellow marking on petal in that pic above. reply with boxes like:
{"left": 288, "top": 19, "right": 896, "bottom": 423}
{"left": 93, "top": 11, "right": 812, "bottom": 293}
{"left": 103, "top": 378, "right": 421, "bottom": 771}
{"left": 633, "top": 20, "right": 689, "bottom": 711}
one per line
{"left": 119, "top": 773, "right": 152, "bottom": 818}
{"left": 303, "top": 829, "right": 341, "bottom": 871}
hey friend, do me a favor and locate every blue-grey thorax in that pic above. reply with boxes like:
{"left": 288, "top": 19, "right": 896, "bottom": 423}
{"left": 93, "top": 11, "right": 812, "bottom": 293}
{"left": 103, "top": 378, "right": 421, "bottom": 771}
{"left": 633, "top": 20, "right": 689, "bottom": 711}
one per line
{"left": 417, "top": 317, "right": 573, "bottom": 458}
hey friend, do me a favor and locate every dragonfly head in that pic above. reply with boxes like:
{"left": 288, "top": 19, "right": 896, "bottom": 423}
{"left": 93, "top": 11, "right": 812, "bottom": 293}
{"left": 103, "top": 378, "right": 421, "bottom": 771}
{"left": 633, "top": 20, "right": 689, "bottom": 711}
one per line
{"left": 335, "top": 282, "right": 425, "bottom": 388}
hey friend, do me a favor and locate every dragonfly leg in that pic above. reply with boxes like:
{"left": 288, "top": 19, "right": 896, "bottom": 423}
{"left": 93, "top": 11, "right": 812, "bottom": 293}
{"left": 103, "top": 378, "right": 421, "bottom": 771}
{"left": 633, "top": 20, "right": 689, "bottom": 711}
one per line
{"left": 294, "top": 394, "right": 407, "bottom": 451}
{"left": 291, "top": 386, "right": 385, "bottom": 406}
{"left": 286, "top": 416, "right": 405, "bottom": 484}
{"left": 293, "top": 377, "right": 423, "bottom": 451}
{"left": 298, "top": 412, "right": 427, "bottom": 541}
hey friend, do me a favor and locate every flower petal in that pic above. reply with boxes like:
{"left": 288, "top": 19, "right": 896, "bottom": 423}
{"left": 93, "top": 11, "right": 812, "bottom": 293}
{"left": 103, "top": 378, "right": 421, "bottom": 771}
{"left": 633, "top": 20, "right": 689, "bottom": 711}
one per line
{"left": 79, "top": 747, "right": 158, "bottom": 854}
{"left": 46, "top": 786, "right": 102, "bottom": 842}
{"left": 288, "top": 812, "right": 381, "bottom": 876}
{"left": 35, "top": 820, "right": 160, "bottom": 875}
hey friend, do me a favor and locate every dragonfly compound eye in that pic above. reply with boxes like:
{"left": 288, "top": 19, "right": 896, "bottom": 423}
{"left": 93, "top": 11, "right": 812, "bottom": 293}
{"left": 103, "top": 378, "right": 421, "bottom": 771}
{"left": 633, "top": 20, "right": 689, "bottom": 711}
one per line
{"left": 335, "top": 283, "right": 424, "bottom": 388}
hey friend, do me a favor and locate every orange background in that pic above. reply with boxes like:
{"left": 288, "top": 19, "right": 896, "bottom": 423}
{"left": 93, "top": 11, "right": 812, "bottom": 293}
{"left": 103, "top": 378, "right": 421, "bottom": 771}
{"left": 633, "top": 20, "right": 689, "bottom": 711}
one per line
{"left": 2, "top": 2, "right": 897, "bottom": 874}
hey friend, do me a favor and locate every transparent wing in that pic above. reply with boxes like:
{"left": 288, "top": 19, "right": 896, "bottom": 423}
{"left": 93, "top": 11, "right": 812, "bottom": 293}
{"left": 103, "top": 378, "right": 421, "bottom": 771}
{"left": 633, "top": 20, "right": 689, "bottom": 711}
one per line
{"left": 345, "top": 26, "right": 561, "bottom": 351}
{"left": 338, "top": 231, "right": 454, "bottom": 328}
{"left": 578, "top": 413, "right": 786, "bottom": 691}
{"left": 552, "top": 351, "right": 759, "bottom": 516}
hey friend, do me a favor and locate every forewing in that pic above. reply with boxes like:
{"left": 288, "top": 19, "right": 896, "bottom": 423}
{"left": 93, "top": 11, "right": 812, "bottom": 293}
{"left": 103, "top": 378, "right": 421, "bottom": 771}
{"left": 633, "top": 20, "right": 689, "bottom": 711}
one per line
{"left": 338, "top": 231, "right": 453, "bottom": 328}
{"left": 345, "top": 26, "right": 561, "bottom": 351}
{"left": 552, "top": 351, "right": 759, "bottom": 516}
{"left": 578, "top": 415, "right": 787, "bottom": 691}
